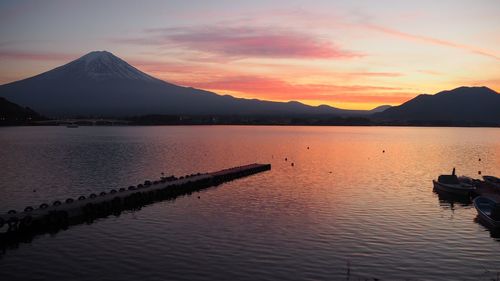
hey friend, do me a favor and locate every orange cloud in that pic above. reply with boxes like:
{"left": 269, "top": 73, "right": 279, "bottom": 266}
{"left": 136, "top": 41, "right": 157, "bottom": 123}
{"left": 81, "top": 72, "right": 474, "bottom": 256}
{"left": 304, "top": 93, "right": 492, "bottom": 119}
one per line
{"left": 173, "top": 75, "right": 413, "bottom": 104}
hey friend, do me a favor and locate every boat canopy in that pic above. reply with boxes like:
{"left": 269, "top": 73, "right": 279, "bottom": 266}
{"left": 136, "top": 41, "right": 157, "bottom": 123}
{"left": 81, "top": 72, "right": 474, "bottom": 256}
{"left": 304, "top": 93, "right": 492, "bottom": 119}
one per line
{"left": 438, "top": 175, "right": 459, "bottom": 184}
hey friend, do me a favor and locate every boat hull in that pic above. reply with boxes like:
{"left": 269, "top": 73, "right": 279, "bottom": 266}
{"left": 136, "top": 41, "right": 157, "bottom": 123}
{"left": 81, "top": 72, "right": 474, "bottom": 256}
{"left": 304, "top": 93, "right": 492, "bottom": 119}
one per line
{"left": 483, "top": 176, "right": 500, "bottom": 189}
{"left": 433, "top": 180, "right": 474, "bottom": 196}
{"left": 473, "top": 197, "right": 500, "bottom": 229}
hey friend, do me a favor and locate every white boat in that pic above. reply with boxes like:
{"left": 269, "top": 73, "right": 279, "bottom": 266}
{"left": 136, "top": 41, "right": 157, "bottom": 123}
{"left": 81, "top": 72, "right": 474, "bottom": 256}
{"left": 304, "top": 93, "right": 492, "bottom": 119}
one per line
{"left": 473, "top": 196, "right": 500, "bottom": 228}
{"left": 433, "top": 168, "right": 476, "bottom": 196}
{"left": 483, "top": 175, "right": 500, "bottom": 189}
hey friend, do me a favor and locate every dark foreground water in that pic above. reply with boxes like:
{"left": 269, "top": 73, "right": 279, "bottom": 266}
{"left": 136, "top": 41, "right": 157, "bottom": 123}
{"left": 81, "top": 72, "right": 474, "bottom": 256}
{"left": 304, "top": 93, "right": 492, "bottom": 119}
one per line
{"left": 0, "top": 126, "right": 499, "bottom": 281}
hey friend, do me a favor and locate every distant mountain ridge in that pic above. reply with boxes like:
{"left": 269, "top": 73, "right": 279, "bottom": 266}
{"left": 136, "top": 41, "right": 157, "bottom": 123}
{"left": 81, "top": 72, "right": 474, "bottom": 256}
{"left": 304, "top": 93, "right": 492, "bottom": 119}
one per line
{"left": 0, "top": 97, "right": 44, "bottom": 124}
{"left": 373, "top": 86, "right": 500, "bottom": 124}
{"left": 0, "top": 51, "right": 374, "bottom": 117}
{"left": 368, "top": 105, "right": 392, "bottom": 113}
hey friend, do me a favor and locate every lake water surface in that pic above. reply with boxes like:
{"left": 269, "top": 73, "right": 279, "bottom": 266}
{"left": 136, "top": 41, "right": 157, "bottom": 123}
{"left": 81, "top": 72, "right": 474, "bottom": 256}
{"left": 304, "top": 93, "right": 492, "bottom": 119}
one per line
{"left": 0, "top": 126, "right": 499, "bottom": 280}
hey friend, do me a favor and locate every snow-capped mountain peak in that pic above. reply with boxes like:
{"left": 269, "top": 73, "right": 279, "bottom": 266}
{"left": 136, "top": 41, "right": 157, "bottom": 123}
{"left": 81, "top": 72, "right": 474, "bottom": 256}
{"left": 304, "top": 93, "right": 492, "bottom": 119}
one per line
{"left": 41, "top": 50, "right": 160, "bottom": 82}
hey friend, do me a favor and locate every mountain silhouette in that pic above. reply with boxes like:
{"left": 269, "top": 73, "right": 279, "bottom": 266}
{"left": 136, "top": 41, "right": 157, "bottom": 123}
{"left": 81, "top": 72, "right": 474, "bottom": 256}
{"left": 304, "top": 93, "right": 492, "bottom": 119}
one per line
{"left": 373, "top": 86, "right": 500, "bottom": 124}
{"left": 0, "top": 97, "right": 44, "bottom": 124}
{"left": 368, "top": 105, "right": 392, "bottom": 113}
{"left": 0, "top": 51, "right": 370, "bottom": 117}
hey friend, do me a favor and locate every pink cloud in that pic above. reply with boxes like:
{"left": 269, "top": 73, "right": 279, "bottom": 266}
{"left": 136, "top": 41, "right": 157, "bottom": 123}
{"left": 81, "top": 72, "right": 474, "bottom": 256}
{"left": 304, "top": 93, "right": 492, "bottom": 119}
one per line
{"left": 115, "top": 26, "right": 362, "bottom": 60}
{"left": 0, "top": 50, "right": 75, "bottom": 61}
{"left": 260, "top": 9, "right": 500, "bottom": 61}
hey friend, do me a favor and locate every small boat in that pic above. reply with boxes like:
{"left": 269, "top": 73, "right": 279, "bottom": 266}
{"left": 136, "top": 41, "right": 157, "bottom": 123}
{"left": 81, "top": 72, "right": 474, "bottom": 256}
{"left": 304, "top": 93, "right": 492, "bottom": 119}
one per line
{"left": 483, "top": 175, "right": 500, "bottom": 189}
{"left": 458, "top": 175, "right": 477, "bottom": 186}
{"left": 473, "top": 196, "right": 500, "bottom": 228}
{"left": 433, "top": 168, "right": 476, "bottom": 196}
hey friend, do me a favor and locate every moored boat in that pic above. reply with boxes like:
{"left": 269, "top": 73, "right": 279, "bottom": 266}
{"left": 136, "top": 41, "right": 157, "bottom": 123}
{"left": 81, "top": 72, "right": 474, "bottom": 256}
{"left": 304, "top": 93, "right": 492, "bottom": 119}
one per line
{"left": 473, "top": 196, "right": 500, "bottom": 228}
{"left": 458, "top": 175, "right": 477, "bottom": 186}
{"left": 483, "top": 175, "right": 500, "bottom": 189}
{"left": 433, "top": 168, "right": 476, "bottom": 196}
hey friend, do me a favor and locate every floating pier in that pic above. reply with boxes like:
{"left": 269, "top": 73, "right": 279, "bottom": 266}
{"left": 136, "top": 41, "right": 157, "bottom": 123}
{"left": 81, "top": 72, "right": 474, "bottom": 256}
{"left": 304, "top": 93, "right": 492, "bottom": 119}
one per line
{"left": 0, "top": 163, "right": 271, "bottom": 237}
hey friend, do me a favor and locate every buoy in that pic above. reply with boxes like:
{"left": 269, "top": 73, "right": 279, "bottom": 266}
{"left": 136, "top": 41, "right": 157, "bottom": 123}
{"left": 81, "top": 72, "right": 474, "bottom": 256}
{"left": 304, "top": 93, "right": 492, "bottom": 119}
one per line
{"left": 307, "top": 147, "right": 310, "bottom": 149}
{"left": 53, "top": 200, "right": 62, "bottom": 206}
{"left": 24, "top": 206, "right": 34, "bottom": 212}
{"left": 119, "top": 188, "right": 126, "bottom": 192}
{"left": 291, "top": 163, "right": 294, "bottom": 167}
{"left": 382, "top": 150, "right": 385, "bottom": 153}
{"left": 78, "top": 196, "right": 86, "bottom": 201}
{"left": 479, "top": 158, "right": 481, "bottom": 161}
{"left": 478, "top": 171, "right": 482, "bottom": 175}
{"left": 285, "top": 157, "right": 288, "bottom": 161}
{"left": 90, "top": 193, "right": 97, "bottom": 198}
{"left": 110, "top": 189, "right": 117, "bottom": 194}
{"left": 40, "top": 203, "right": 49, "bottom": 209}
{"left": 7, "top": 209, "right": 17, "bottom": 214}
{"left": 66, "top": 198, "right": 74, "bottom": 203}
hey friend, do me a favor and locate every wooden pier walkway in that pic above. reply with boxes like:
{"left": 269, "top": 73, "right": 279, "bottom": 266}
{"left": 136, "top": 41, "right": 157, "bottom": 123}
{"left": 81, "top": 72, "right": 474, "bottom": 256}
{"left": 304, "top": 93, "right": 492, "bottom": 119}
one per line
{"left": 0, "top": 163, "right": 271, "bottom": 236}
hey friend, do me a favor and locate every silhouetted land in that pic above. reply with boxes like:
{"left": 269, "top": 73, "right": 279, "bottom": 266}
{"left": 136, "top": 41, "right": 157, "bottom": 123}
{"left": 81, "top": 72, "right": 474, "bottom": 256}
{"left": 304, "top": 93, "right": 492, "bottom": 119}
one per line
{"left": 0, "top": 97, "right": 46, "bottom": 126}
{"left": 20, "top": 114, "right": 498, "bottom": 127}
{"left": 0, "top": 51, "right": 375, "bottom": 117}
{"left": 2, "top": 82, "right": 500, "bottom": 127}
{"left": 126, "top": 115, "right": 499, "bottom": 127}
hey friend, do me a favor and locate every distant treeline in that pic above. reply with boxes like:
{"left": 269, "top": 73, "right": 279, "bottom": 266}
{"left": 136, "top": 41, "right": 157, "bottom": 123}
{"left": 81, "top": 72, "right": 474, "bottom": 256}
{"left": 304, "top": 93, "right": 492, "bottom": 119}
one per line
{"left": 0, "top": 97, "right": 47, "bottom": 126}
{"left": 126, "top": 114, "right": 373, "bottom": 126}
{"left": 125, "top": 115, "right": 500, "bottom": 127}
{"left": 2, "top": 112, "right": 499, "bottom": 127}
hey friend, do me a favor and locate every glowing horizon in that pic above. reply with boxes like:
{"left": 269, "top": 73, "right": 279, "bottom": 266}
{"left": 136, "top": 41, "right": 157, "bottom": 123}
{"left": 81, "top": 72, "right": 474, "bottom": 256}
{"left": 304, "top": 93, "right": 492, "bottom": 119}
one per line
{"left": 0, "top": 0, "right": 499, "bottom": 110}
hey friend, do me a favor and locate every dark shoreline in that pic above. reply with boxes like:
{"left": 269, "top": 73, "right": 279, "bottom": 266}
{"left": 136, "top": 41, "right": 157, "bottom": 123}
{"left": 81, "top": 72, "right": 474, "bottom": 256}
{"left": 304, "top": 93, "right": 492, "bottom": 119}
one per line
{"left": 2, "top": 113, "right": 500, "bottom": 128}
{"left": 2, "top": 122, "right": 500, "bottom": 128}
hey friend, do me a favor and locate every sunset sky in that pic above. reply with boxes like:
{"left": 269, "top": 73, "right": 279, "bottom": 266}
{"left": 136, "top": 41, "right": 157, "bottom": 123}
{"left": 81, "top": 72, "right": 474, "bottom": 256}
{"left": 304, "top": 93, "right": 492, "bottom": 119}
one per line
{"left": 0, "top": 0, "right": 499, "bottom": 110}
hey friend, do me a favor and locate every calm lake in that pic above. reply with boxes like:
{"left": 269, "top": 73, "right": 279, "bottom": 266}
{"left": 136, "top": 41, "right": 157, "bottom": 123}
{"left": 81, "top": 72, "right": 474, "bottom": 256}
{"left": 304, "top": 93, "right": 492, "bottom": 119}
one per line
{"left": 0, "top": 126, "right": 499, "bottom": 280}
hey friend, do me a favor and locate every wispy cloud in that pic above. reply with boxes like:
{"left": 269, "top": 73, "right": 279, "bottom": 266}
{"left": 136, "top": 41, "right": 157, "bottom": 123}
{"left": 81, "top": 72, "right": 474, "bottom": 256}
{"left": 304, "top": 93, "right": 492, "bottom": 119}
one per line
{"left": 115, "top": 26, "right": 362, "bottom": 60}
{"left": 362, "top": 24, "right": 500, "bottom": 61}
{"left": 0, "top": 50, "right": 75, "bottom": 61}
{"left": 417, "top": 69, "right": 442, "bottom": 76}
{"left": 347, "top": 72, "right": 403, "bottom": 77}
{"left": 267, "top": 9, "right": 500, "bottom": 61}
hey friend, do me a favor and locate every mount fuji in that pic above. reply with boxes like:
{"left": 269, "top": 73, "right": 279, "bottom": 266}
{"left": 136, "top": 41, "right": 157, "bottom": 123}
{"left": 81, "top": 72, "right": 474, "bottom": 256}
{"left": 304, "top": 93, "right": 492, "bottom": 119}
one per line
{"left": 0, "top": 51, "right": 371, "bottom": 117}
